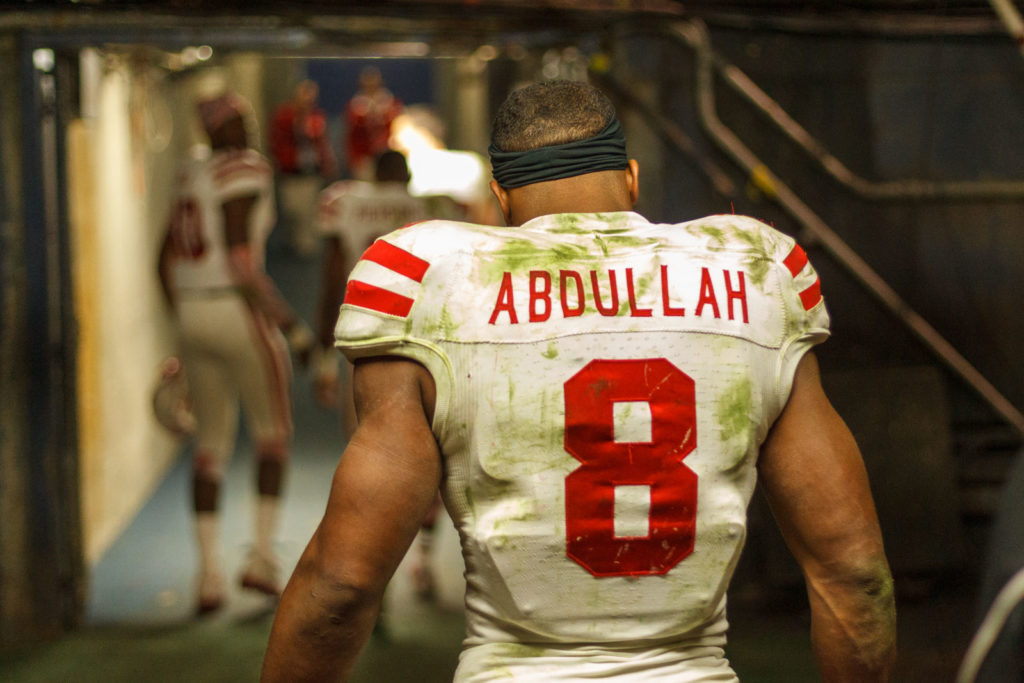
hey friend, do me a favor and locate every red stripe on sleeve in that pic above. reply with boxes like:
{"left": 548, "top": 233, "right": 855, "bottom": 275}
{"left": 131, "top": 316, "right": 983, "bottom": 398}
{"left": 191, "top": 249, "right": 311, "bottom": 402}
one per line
{"left": 362, "top": 240, "right": 430, "bottom": 282}
{"left": 798, "top": 278, "right": 822, "bottom": 311}
{"left": 344, "top": 280, "right": 415, "bottom": 317}
{"left": 783, "top": 244, "right": 808, "bottom": 277}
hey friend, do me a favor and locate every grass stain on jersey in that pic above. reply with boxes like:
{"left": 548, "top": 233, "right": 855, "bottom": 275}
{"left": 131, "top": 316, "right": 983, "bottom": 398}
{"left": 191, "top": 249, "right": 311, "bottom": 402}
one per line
{"left": 637, "top": 270, "right": 656, "bottom": 298}
{"left": 730, "top": 224, "right": 773, "bottom": 288}
{"left": 556, "top": 213, "right": 583, "bottom": 233}
{"left": 593, "top": 212, "right": 631, "bottom": 232}
{"left": 422, "top": 304, "right": 457, "bottom": 339}
{"left": 481, "top": 643, "right": 549, "bottom": 679}
{"left": 498, "top": 642, "right": 548, "bottom": 659}
{"left": 690, "top": 222, "right": 728, "bottom": 249}
{"left": 716, "top": 377, "right": 753, "bottom": 441}
{"left": 552, "top": 242, "right": 596, "bottom": 264}
{"left": 542, "top": 342, "right": 558, "bottom": 359}
{"left": 596, "top": 232, "right": 659, "bottom": 255}
{"left": 484, "top": 238, "right": 594, "bottom": 281}
{"left": 547, "top": 224, "right": 586, "bottom": 236}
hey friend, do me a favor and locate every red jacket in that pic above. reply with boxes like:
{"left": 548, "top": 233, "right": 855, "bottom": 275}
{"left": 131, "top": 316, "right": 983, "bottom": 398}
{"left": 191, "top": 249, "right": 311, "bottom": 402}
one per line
{"left": 270, "top": 102, "right": 337, "bottom": 178}
{"left": 345, "top": 90, "right": 402, "bottom": 171}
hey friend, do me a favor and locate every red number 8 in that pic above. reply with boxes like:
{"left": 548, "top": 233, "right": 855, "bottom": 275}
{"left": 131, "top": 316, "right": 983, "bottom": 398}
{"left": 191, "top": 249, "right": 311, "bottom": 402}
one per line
{"left": 564, "top": 358, "right": 698, "bottom": 577}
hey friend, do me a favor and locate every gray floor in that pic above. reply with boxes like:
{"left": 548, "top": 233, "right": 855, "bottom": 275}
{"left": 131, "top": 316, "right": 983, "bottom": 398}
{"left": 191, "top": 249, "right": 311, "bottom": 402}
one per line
{"left": 0, "top": 242, "right": 981, "bottom": 682}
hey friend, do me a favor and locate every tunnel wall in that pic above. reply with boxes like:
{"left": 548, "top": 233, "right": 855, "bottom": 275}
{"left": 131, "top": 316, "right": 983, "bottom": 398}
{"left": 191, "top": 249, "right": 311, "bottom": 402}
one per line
{"left": 71, "top": 53, "right": 270, "bottom": 566}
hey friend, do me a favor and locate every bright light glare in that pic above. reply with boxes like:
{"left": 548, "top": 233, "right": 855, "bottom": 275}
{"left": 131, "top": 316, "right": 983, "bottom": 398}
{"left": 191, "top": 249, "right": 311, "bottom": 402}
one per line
{"left": 33, "top": 48, "right": 55, "bottom": 73}
{"left": 391, "top": 110, "right": 488, "bottom": 204}
{"left": 392, "top": 121, "right": 438, "bottom": 154}
{"left": 196, "top": 45, "right": 214, "bottom": 61}
{"left": 407, "top": 148, "right": 488, "bottom": 204}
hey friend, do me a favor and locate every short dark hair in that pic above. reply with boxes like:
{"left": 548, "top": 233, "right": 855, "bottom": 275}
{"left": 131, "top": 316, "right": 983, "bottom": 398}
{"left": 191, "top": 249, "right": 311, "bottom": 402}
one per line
{"left": 490, "top": 80, "right": 616, "bottom": 153}
{"left": 375, "top": 150, "right": 411, "bottom": 183}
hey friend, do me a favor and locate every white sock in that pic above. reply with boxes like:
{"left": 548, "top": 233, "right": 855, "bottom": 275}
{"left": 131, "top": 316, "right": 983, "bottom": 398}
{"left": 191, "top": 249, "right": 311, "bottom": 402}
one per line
{"left": 418, "top": 530, "right": 434, "bottom": 558}
{"left": 254, "top": 495, "right": 279, "bottom": 558}
{"left": 195, "top": 512, "right": 222, "bottom": 577}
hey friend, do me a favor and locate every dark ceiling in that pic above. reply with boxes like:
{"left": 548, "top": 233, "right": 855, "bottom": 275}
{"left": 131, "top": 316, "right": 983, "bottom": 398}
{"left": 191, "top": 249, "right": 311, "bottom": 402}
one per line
{"left": 0, "top": 0, "right": 1011, "bottom": 48}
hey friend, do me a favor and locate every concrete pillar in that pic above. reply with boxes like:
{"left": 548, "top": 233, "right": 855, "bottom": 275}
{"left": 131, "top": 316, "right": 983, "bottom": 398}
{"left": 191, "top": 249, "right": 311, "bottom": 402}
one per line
{"left": 0, "top": 34, "right": 84, "bottom": 648}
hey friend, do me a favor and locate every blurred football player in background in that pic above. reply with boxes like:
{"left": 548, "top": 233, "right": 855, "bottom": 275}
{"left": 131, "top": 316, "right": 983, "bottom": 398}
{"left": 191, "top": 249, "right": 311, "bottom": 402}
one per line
{"left": 158, "top": 92, "right": 314, "bottom": 616}
{"left": 269, "top": 79, "right": 337, "bottom": 256}
{"left": 313, "top": 148, "right": 459, "bottom": 600}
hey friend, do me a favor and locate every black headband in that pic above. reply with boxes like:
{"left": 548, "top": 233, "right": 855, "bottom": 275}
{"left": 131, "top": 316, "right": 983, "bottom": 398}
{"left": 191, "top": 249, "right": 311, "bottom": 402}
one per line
{"left": 488, "top": 118, "right": 628, "bottom": 189}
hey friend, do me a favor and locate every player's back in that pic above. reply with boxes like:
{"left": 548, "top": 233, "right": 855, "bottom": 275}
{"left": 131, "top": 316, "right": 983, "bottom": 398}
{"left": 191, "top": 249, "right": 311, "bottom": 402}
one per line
{"left": 169, "top": 147, "right": 275, "bottom": 292}
{"left": 335, "top": 211, "right": 828, "bottom": 681}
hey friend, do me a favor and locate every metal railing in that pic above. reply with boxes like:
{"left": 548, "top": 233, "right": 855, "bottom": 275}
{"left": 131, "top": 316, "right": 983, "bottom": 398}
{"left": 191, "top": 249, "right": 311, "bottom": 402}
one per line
{"left": 598, "top": 20, "right": 1024, "bottom": 436}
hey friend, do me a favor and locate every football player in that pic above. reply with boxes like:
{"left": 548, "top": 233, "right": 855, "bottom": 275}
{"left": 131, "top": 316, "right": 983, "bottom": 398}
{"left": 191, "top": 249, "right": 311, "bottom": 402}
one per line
{"left": 262, "top": 80, "right": 895, "bottom": 681}
{"left": 313, "top": 149, "right": 460, "bottom": 600}
{"left": 158, "top": 92, "right": 313, "bottom": 615}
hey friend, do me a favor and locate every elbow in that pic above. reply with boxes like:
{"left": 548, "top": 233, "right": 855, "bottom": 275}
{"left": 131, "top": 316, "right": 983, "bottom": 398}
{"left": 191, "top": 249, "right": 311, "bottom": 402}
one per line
{"left": 296, "top": 548, "right": 386, "bottom": 637}
{"left": 811, "top": 558, "right": 897, "bottom": 676}
{"left": 855, "top": 567, "right": 897, "bottom": 670}
{"left": 843, "top": 557, "right": 896, "bottom": 629}
{"left": 263, "top": 557, "right": 383, "bottom": 682}
{"left": 315, "top": 576, "right": 380, "bottom": 626}
{"left": 853, "top": 565, "right": 896, "bottom": 652}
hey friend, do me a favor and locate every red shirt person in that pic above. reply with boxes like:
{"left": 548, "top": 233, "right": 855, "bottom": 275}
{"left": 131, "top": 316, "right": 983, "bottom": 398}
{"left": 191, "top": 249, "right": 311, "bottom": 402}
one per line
{"left": 269, "top": 80, "right": 337, "bottom": 255}
{"left": 270, "top": 80, "right": 336, "bottom": 179}
{"left": 345, "top": 67, "right": 402, "bottom": 180}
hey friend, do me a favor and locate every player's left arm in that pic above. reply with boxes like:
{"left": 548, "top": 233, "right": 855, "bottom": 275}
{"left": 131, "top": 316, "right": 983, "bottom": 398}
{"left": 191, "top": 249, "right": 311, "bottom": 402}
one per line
{"left": 223, "top": 195, "right": 314, "bottom": 362}
{"left": 260, "top": 356, "right": 441, "bottom": 682}
{"left": 758, "top": 352, "right": 896, "bottom": 681}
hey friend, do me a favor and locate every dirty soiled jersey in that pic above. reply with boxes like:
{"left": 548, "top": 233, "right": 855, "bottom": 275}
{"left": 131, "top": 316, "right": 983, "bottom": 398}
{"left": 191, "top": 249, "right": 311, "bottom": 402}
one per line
{"left": 334, "top": 212, "right": 829, "bottom": 682}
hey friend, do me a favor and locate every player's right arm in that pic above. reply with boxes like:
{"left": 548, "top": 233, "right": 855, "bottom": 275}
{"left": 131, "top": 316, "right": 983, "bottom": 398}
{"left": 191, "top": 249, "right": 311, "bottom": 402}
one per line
{"left": 260, "top": 356, "right": 441, "bottom": 681}
{"left": 758, "top": 352, "right": 896, "bottom": 681}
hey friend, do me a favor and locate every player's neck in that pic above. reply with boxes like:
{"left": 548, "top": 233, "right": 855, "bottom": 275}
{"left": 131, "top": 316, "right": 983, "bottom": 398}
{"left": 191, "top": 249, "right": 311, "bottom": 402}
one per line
{"left": 502, "top": 169, "right": 637, "bottom": 226}
{"left": 507, "top": 189, "right": 633, "bottom": 226}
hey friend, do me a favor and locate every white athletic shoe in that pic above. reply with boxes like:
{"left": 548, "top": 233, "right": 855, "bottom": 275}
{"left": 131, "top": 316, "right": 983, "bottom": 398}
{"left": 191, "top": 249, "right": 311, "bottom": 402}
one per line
{"left": 239, "top": 550, "right": 281, "bottom": 597}
{"left": 196, "top": 570, "right": 226, "bottom": 616}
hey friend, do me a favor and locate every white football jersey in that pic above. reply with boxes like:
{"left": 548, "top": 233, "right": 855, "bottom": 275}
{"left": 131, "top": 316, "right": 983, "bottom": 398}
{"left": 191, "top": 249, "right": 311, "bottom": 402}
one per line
{"left": 317, "top": 180, "right": 464, "bottom": 269}
{"left": 334, "top": 212, "right": 829, "bottom": 681}
{"left": 168, "top": 147, "right": 276, "bottom": 292}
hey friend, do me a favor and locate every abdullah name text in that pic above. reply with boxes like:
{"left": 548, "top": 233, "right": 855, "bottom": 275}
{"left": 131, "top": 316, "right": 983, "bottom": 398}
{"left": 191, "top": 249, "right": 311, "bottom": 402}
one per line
{"left": 487, "top": 266, "right": 749, "bottom": 325}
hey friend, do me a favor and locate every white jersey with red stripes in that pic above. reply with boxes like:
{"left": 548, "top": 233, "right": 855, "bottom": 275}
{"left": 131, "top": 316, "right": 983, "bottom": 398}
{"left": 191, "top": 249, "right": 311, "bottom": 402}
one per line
{"left": 168, "top": 147, "right": 276, "bottom": 292}
{"left": 334, "top": 212, "right": 829, "bottom": 681}
{"left": 317, "top": 179, "right": 463, "bottom": 262}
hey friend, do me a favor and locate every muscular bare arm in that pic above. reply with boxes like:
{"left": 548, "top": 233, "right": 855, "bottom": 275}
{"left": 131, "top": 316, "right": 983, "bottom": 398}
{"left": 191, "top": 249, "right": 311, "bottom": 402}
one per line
{"left": 260, "top": 357, "right": 441, "bottom": 682}
{"left": 758, "top": 352, "right": 896, "bottom": 681}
